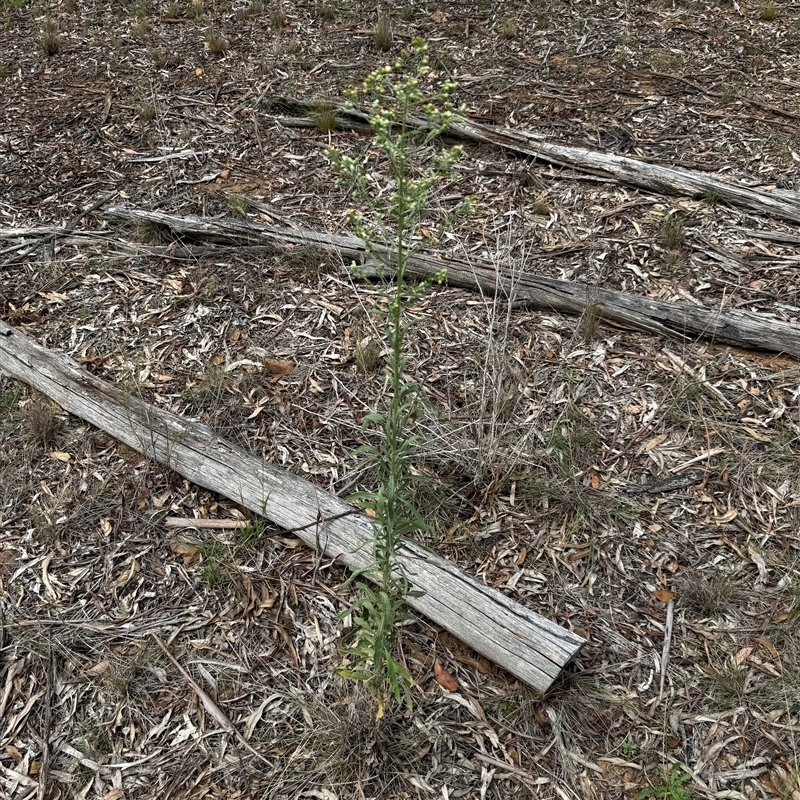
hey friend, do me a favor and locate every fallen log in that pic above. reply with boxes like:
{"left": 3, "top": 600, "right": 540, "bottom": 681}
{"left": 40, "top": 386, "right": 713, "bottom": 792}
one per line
{"left": 268, "top": 100, "right": 800, "bottom": 226}
{"left": 105, "top": 207, "right": 800, "bottom": 358}
{"left": 0, "top": 319, "right": 584, "bottom": 692}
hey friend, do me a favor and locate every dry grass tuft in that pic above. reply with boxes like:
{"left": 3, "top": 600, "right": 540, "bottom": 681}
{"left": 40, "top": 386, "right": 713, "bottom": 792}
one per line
{"left": 678, "top": 571, "right": 743, "bottom": 617}
{"left": 39, "top": 17, "right": 60, "bottom": 57}
{"left": 24, "top": 400, "right": 61, "bottom": 448}
{"left": 760, "top": 1, "right": 779, "bottom": 19}
{"left": 271, "top": 682, "right": 434, "bottom": 793}
{"left": 227, "top": 194, "right": 252, "bottom": 218}
{"left": 132, "top": 17, "right": 150, "bottom": 38}
{"left": 186, "top": 0, "right": 204, "bottom": 19}
{"left": 318, "top": 2, "right": 336, "bottom": 22}
{"left": 205, "top": 29, "right": 229, "bottom": 55}
{"left": 270, "top": 2, "right": 286, "bottom": 32}
{"left": 374, "top": 11, "right": 393, "bottom": 51}
{"left": 150, "top": 47, "right": 178, "bottom": 68}
{"left": 531, "top": 195, "right": 552, "bottom": 215}
{"left": 313, "top": 104, "right": 338, "bottom": 133}
{"left": 659, "top": 211, "right": 685, "bottom": 249}
{"left": 354, "top": 334, "right": 383, "bottom": 373}
{"left": 499, "top": 17, "right": 517, "bottom": 39}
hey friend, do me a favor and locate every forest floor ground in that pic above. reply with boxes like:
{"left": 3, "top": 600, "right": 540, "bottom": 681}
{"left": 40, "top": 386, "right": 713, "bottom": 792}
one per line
{"left": 1, "top": 0, "right": 800, "bottom": 798}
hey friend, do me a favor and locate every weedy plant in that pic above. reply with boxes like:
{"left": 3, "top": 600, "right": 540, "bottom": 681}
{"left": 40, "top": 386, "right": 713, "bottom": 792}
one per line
{"left": 228, "top": 194, "right": 252, "bottom": 218}
{"left": 719, "top": 82, "right": 738, "bottom": 105}
{"left": 132, "top": 20, "right": 150, "bottom": 39}
{"left": 186, "top": 0, "right": 203, "bottom": 19}
{"left": 499, "top": 18, "right": 517, "bottom": 39}
{"left": 150, "top": 47, "right": 177, "bottom": 68}
{"left": 660, "top": 212, "right": 685, "bottom": 250}
{"left": 637, "top": 763, "right": 695, "bottom": 800}
{"left": 327, "top": 39, "right": 462, "bottom": 712}
{"left": 317, "top": 2, "right": 336, "bottom": 22}
{"left": 24, "top": 400, "right": 61, "bottom": 448}
{"left": 132, "top": 82, "right": 156, "bottom": 122}
{"left": 313, "top": 103, "right": 338, "bottom": 133}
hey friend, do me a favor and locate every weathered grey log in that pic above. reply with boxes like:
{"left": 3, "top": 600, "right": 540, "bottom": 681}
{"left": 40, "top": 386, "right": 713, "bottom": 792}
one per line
{"left": 105, "top": 207, "right": 800, "bottom": 357}
{"left": 443, "top": 117, "right": 800, "bottom": 226}
{"left": 0, "top": 319, "right": 584, "bottom": 692}
{"left": 267, "top": 100, "right": 800, "bottom": 226}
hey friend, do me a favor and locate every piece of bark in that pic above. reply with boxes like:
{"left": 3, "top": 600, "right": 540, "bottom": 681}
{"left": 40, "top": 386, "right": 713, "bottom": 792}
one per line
{"left": 0, "top": 319, "right": 584, "bottom": 692}
{"left": 104, "top": 207, "right": 800, "bottom": 357}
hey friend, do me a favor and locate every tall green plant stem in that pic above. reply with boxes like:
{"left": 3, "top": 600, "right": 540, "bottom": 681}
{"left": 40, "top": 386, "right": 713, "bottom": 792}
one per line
{"left": 327, "top": 38, "right": 463, "bottom": 709}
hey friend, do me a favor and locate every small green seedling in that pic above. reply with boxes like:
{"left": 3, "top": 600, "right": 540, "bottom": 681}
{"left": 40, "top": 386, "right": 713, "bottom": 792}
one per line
{"left": 637, "top": 764, "right": 695, "bottom": 800}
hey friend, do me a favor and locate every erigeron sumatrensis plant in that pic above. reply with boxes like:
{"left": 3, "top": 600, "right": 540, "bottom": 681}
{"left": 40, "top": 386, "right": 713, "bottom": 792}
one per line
{"left": 327, "top": 39, "right": 463, "bottom": 713}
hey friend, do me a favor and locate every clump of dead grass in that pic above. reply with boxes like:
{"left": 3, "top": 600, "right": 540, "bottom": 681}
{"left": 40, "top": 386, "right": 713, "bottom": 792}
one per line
{"left": 205, "top": 29, "right": 229, "bottom": 55}
{"left": 39, "top": 17, "right": 60, "bottom": 57}
{"left": 227, "top": 194, "right": 252, "bottom": 218}
{"left": 132, "top": 16, "right": 150, "bottom": 38}
{"left": 270, "top": 682, "right": 432, "bottom": 794}
{"left": 186, "top": 0, "right": 203, "bottom": 19}
{"left": 760, "top": 1, "right": 779, "bottom": 20}
{"left": 374, "top": 11, "right": 393, "bottom": 51}
{"left": 498, "top": 17, "right": 517, "bottom": 39}
{"left": 677, "top": 571, "right": 742, "bottom": 617}
{"left": 270, "top": 1, "right": 286, "bottom": 32}
{"left": 0, "top": 379, "right": 21, "bottom": 420}
{"left": 317, "top": 2, "right": 336, "bottom": 22}
{"left": 150, "top": 47, "right": 179, "bottom": 68}
{"left": 354, "top": 334, "right": 382, "bottom": 374}
{"left": 659, "top": 211, "right": 686, "bottom": 250}
{"left": 313, "top": 104, "right": 338, "bottom": 133}
{"left": 24, "top": 400, "right": 61, "bottom": 448}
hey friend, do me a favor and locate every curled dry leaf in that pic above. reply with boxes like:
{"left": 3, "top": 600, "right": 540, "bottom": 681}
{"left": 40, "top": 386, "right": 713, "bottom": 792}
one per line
{"left": 263, "top": 357, "right": 294, "bottom": 376}
{"left": 652, "top": 588, "right": 675, "bottom": 603}
{"left": 434, "top": 658, "right": 459, "bottom": 692}
{"left": 169, "top": 540, "right": 202, "bottom": 566}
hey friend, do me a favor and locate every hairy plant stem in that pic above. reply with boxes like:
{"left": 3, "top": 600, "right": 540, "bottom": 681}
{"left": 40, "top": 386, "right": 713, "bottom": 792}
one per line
{"left": 327, "top": 39, "right": 462, "bottom": 709}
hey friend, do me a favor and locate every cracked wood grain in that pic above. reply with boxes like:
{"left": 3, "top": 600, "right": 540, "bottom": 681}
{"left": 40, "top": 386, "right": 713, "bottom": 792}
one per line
{"left": 0, "top": 319, "right": 584, "bottom": 692}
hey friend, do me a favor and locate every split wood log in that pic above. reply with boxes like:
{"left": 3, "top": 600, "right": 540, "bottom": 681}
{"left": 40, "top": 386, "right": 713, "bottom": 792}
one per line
{"left": 105, "top": 207, "right": 800, "bottom": 358}
{"left": 0, "top": 319, "right": 584, "bottom": 692}
{"left": 268, "top": 100, "right": 800, "bottom": 226}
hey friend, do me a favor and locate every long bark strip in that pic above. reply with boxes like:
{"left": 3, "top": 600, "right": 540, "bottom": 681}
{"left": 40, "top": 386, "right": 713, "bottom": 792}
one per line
{"left": 0, "top": 319, "right": 584, "bottom": 692}
{"left": 105, "top": 207, "right": 800, "bottom": 357}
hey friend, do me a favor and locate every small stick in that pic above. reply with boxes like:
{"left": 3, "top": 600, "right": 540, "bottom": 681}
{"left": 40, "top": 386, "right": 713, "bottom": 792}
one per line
{"left": 657, "top": 599, "right": 674, "bottom": 704}
{"left": 152, "top": 634, "right": 272, "bottom": 767}
{"left": 165, "top": 517, "right": 248, "bottom": 529}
